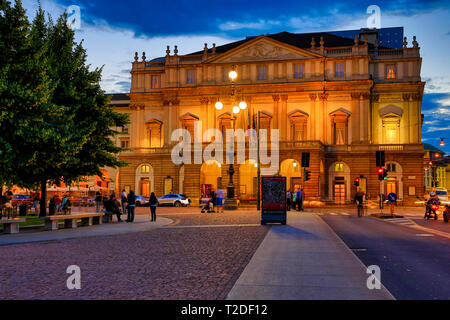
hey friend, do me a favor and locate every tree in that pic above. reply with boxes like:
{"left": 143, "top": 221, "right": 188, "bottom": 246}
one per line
{"left": 0, "top": 0, "right": 68, "bottom": 195}
{"left": 0, "top": 2, "right": 128, "bottom": 216}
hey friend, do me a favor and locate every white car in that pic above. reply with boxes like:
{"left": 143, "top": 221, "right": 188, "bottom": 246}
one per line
{"left": 436, "top": 188, "right": 448, "bottom": 203}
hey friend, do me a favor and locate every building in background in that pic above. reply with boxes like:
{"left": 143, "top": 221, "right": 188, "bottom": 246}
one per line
{"left": 110, "top": 27, "right": 426, "bottom": 205}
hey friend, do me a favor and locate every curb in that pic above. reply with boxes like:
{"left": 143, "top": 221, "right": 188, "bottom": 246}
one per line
{"left": 315, "top": 213, "right": 396, "bottom": 300}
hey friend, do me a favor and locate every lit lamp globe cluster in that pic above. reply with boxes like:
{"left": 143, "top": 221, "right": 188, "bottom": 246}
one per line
{"left": 214, "top": 70, "right": 247, "bottom": 113}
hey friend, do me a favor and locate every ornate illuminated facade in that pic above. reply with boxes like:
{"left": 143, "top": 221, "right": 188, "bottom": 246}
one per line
{"left": 110, "top": 28, "right": 425, "bottom": 205}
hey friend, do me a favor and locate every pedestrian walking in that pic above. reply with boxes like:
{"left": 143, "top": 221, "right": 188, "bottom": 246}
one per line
{"left": 149, "top": 192, "right": 158, "bottom": 222}
{"left": 127, "top": 190, "right": 136, "bottom": 222}
{"left": 215, "top": 188, "right": 224, "bottom": 214}
{"left": 95, "top": 192, "right": 102, "bottom": 213}
{"left": 121, "top": 189, "right": 127, "bottom": 214}
{"left": 292, "top": 189, "right": 297, "bottom": 211}
{"left": 296, "top": 188, "right": 303, "bottom": 211}
{"left": 286, "top": 189, "right": 291, "bottom": 211}
{"left": 211, "top": 189, "right": 216, "bottom": 213}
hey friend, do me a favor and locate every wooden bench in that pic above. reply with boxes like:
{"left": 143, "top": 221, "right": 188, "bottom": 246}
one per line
{"left": 41, "top": 213, "right": 104, "bottom": 231}
{"left": 1, "top": 218, "right": 26, "bottom": 234}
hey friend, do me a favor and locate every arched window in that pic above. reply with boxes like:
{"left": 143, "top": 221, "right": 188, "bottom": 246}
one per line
{"left": 141, "top": 165, "right": 151, "bottom": 174}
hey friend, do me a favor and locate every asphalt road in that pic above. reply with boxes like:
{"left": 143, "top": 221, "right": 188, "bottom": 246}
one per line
{"left": 320, "top": 213, "right": 450, "bottom": 300}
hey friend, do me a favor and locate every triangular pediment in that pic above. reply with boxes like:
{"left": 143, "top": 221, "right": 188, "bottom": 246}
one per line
{"left": 209, "top": 36, "right": 321, "bottom": 63}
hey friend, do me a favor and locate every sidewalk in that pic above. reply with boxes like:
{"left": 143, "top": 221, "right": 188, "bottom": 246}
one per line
{"left": 227, "top": 212, "right": 395, "bottom": 300}
{"left": 0, "top": 214, "right": 173, "bottom": 246}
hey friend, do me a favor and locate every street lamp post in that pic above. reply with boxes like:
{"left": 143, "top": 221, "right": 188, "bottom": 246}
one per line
{"left": 215, "top": 66, "right": 247, "bottom": 210}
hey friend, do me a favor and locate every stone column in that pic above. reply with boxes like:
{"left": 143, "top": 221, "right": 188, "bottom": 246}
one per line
{"left": 411, "top": 93, "right": 422, "bottom": 144}
{"left": 371, "top": 94, "right": 380, "bottom": 144}
{"left": 129, "top": 105, "right": 138, "bottom": 148}
{"left": 281, "top": 95, "right": 288, "bottom": 140}
{"left": 200, "top": 97, "right": 208, "bottom": 140}
{"left": 350, "top": 92, "right": 361, "bottom": 144}
{"left": 138, "top": 105, "right": 145, "bottom": 148}
{"left": 309, "top": 94, "right": 317, "bottom": 140}
{"left": 319, "top": 93, "right": 328, "bottom": 144}
{"left": 360, "top": 93, "right": 370, "bottom": 144}
{"left": 272, "top": 95, "right": 280, "bottom": 132}
{"left": 402, "top": 94, "right": 411, "bottom": 144}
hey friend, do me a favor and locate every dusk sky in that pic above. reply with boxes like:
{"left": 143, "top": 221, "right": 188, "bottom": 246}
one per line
{"left": 21, "top": 0, "right": 450, "bottom": 153}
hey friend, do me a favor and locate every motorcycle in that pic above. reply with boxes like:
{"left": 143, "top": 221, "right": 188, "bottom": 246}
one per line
{"left": 424, "top": 198, "right": 440, "bottom": 220}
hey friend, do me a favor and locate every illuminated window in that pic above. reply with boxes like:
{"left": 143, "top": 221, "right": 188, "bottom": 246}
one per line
{"left": 382, "top": 116, "right": 400, "bottom": 144}
{"left": 294, "top": 64, "right": 303, "bottom": 79}
{"left": 335, "top": 163, "right": 344, "bottom": 172}
{"left": 335, "top": 63, "right": 344, "bottom": 77}
{"left": 257, "top": 66, "right": 267, "bottom": 80}
{"left": 141, "top": 165, "right": 150, "bottom": 174}
{"left": 151, "top": 75, "right": 161, "bottom": 89}
{"left": 186, "top": 70, "right": 196, "bottom": 84}
{"left": 386, "top": 65, "right": 396, "bottom": 79}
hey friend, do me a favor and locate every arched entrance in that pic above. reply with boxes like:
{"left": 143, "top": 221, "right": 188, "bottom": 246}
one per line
{"left": 200, "top": 160, "right": 222, "bottom": 191}
{"left": 239, "top": 160, "right": 258, "bottom": 200}
{"left": 280, "top": 159, "right": 302, "bottom": 193}
{"left": 135, "top": 164, "right": 154, "bottom": 197}
{"left": 328, "top": 162, "right": 351, "bottom": 203}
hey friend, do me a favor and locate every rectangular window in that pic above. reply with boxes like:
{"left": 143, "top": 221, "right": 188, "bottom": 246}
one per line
{"left": 257, "top": 65, "right": 267, "bottom": 80}
{"left": 294, "top": 64, "right": 303, "bottom": 79}
{"left": 386, "top": 64, "right": 396, "bottom": 79}
{"left": 334, "top": 122, "right": 346, "bottom": 145}
{"left": 186, "top": 70, "right": 196, "bottom": 84}
{"left": 335, "top": 63, "right": 344, "bottom": 78}
{"left": 151, "top": 75, "right": 161, "bottom": 89}
{"left": 120, "top": 139, "right": 129, "bottom": 149}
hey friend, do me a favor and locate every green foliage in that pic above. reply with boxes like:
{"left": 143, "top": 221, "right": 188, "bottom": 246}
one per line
{"left": 0, "top": 1, "right": 129, "bottom": 211}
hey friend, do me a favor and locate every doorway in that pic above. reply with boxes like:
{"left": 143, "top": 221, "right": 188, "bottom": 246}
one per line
{"left": 334, "top": 182, "right": 346, "bottom": 204}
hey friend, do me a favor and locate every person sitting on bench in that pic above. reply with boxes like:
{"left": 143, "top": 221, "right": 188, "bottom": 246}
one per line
{"left": 104, "top": 195, "right": 123, "bottom": 222}
{"left": 61, "top": 194, "right": 71, "bottom": 215}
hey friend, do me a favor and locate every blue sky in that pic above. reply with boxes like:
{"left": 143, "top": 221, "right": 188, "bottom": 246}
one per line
{"left": 21, "top": 0, "right": 450, "bottom": 153}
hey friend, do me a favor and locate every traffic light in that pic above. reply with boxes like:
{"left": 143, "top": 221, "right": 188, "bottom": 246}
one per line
{"left": 304, "top": 170, "right": 311, "bottom": 182}
{"left": 383, "top": 168, "right": 389, "bottom": 180}
{"left": 377, "top": 167, "right": 384, "bottom": 181}
{"left": 376, "top": 151, "right": 385, "bottom": 167}
{"left": 302, "top": 152, "right": 310, "bottom": 168}
{"left": 354, "top": 178, "right": 360, "bottom": 187}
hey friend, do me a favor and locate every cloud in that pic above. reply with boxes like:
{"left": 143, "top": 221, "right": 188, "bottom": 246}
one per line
{"left": 219, "top": 20, "right": 281, "bottom": 31}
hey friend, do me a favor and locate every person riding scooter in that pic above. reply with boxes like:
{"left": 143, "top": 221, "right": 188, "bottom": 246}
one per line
{"left": 424, "top": 192, "right": 440, "bottom": 220}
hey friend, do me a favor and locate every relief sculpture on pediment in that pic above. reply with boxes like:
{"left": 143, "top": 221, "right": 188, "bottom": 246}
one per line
{"left": 224, "top": 41, "right": 309, "bottom": 62}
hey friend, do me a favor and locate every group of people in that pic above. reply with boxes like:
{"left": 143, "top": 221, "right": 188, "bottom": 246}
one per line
{"left": 201, "top": 188, "right": 225, "bottom": 214}
{"left": 48, "top": 194, "right": 71, "bottom": 215}
{"left": 286, "top": 188, "right": 304, "bottom": 211}
{"left": 118, "top": 190, "right": 159, "bottom": 223}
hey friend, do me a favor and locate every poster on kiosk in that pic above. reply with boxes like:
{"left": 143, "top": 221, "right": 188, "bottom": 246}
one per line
{"left": 261, "top": 177, "right": 287, "bottom": 225}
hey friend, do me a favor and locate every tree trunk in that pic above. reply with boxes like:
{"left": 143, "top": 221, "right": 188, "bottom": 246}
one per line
{"left": 40, "top": 179, "right": 47, "bottom": 217}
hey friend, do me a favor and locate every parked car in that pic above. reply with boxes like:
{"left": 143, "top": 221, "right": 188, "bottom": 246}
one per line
{"left": 134, "top": 195, "right": 149, "bottom": 206}
{"left": 158, "top": 193, "right": 191, "bottom": 207}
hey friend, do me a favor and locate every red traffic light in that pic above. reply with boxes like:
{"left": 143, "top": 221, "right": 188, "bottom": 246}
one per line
{"left": 377, "top": 168, "right": 383, "bottom": 174}
{"left": 434, "top": 153, "right": 441, "bottom": 158}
